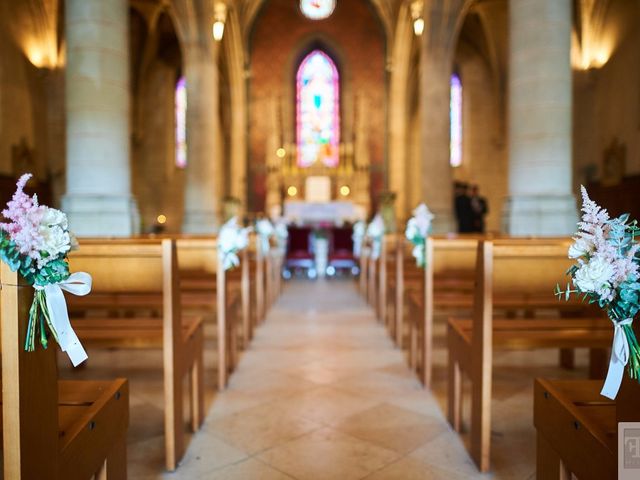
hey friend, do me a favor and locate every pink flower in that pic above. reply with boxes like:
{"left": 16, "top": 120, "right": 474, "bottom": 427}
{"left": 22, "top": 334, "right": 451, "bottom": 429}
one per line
{"left": 0, "top": 173, "right": 47, "bottom": 265}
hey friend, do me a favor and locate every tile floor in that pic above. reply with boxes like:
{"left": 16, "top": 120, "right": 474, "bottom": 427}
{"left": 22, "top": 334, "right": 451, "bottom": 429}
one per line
{"left": 60, "top": 278, "right": 592, "bottom": 479}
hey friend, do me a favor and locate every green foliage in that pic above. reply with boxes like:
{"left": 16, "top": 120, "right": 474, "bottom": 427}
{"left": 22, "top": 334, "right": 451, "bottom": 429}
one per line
{"left": 0, "top": 231, "right": 69, "bottom": 286}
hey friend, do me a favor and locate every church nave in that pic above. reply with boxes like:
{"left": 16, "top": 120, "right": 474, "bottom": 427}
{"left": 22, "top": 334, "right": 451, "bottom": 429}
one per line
{"left": 56, "top": 278, "right": 591, "bottom": 480}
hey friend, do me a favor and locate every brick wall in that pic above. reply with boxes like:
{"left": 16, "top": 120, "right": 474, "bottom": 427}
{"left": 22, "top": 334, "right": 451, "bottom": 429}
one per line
{"left": 249, "top": 0, "right": 386, "bottom": 212}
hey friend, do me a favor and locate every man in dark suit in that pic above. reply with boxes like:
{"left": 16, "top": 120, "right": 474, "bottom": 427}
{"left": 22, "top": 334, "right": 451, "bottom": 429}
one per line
{"left": 470, "top": 184, "right": 488, "bottom": 233}
{"left": 454, "top": 182, "right": 474, "bottom": 233}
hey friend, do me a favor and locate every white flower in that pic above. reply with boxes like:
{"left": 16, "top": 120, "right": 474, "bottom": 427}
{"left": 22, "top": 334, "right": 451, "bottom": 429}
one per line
{"left": 412, "top": 203, "right": 434, "bottom": 237}
{"left": 568, "top": 237, "right": 594, "bottom": 259}
{"left": 256, "top": 219, "right": 274, "bottom": 237}
{"left": 412, "top": 244, "right": 425, "bottom": 266}
{"left": 574, "top": 256, "right": 615, "bottom": 293}
{"left": 218, "top": 217, "right": 250, "bottom": 270}
{"left": 275, "top": 222, "right": 288, "bottom": 240}
{"left": 405, "top": 218, "right": 420, "bottom": 241}
{"left": 39, "top": 224, "right": 70, "bottom": 258}
{"left": 353, "top": 221, "right": 365, "bottom": 238}
{"left": 366, "top": 214, "right": 384, "bottom": 239}
{"left": 41, "top": 207, "right": 68, "bottom": 230}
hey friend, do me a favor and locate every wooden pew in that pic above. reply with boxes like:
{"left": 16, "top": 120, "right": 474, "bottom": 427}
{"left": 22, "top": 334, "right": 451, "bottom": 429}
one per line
{"left": 358, "top": 239, "right": 370, "bottom": 299}
{"left": 172, "top": 237, "right": 245, "bottom": 387}
{"left": 1, "top": 262, "right": 129, "bottom": 479}
{"left": 534, "top": 363, "right": 640, "bottom": 479}
{"left": 380, "top": 234, "right": 417, "bottom": 346}
{"left": 410, "top": 236, "right": 585, "bottom": 388}
{"left": 397, "top": 237, "right": 478, "bottom": 385}
{"left": 67, "top": 240, "right": 204, "bottom": 471}
{"left": 447, "top": 240, "right": 612, "bottom": 472}
{"left": 73, "top": 236, "right": 247, "bottom": 389}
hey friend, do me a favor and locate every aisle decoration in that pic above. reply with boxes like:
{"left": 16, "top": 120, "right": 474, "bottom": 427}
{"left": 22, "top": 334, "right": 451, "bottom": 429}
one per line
{"left": 274, "top": 219, "right": 289, "bottom": 250}
{"left": 256, "top": 218, "right": 275, "bottom": 254}
{"left": 352, "top": 220, "right": 366, "bottom": 257}
{"left": 405, "top": 203, "right": 434, "bottom": 267}
{"left": 0, "top": 173, "right": 90, "bottom": 366}
{"left": 366, "top": 214, "right": 385, "bottom": 259}
{"left": 218, "top": 216, "right": 251, "bottom": 270}
{"left": 555, "top": 186, "right": 640, "bottom": 399}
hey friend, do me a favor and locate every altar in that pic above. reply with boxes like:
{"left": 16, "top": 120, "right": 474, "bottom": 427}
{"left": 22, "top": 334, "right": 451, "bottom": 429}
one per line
{"left": 284, "top": 201, "right": 365, "bottom": 225}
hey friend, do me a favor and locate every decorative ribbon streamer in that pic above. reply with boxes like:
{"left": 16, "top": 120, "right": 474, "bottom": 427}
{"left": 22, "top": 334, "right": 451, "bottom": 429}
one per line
{"left": 370, "top": 238, "right": 381, "bottom": 260}
{"left": 36, "top": 272, "right": 92, "bottom": 367}
{"left": 600, "top": 317, "right": 633, "bottom": 400}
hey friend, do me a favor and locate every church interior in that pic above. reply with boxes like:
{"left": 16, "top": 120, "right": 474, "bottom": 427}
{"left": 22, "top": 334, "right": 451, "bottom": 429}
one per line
{"left": 1, "top": 0, "right": 640, "bottom": 478}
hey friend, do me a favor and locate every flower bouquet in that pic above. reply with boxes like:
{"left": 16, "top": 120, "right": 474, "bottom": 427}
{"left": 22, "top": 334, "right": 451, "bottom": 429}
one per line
{"left": 218, "top": 216, "right": 251, "bottom": 270}
{"left": 555, "top": 186, "right": 640, "bottom": 399}
{"left": 274, "top": 220, "right": 289, "bottom": 250}
{"left": 352, "top": 220, "right": 366, "bottom": 257}
{"left": 0, "top": 174, "right": 90, "bottom": 366}
{"left": 365, "top": 214, "right": 385, "bottom": 259}
{"left": 256, "top": 218, "right": 275, "bottom": 254}
{"left": 405, "top": 203, "right": 434, "bottom": 268}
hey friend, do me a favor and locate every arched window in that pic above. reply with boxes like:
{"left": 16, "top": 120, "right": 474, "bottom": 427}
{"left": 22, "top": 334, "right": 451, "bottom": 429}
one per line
{"left": 300, "top": 0, "right": 336, "bottom": 20}
{"left": 450, "top": 74, "right": 462, "bottom": 167}
{"left": 175, "top": 76, "right": 187, "bottom": 168}
{"left": 296, "top": 50, "right": 340, "bottom": 168}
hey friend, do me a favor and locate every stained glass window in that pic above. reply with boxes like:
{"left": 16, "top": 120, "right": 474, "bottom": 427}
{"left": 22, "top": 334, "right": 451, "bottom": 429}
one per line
{"left": 175, "top": 76, "right": 187, "bottom": 168}
{"left": 296, "top": 50, "right": 340, "bottom": 168}
{"left": 450, "top": 74, "right": 462, "bottom": 167}
{"left": 300, "top": 0, "right": 336, "bottom": 20}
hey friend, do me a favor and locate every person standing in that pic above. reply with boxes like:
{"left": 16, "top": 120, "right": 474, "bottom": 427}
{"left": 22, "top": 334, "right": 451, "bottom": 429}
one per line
{"left": 470, "top": 184, "right": 488, "bottom": 233}
{"left": 454, "top": 182, "right": 474, "bottom": 233}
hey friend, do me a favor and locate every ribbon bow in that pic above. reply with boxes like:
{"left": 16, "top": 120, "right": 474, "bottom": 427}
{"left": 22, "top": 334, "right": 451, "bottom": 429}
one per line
{"left": 35, "top": 272, "right": 91, "bottom": 367}
{"left": 600, "top": 317, "right": 633, "bottom": 399}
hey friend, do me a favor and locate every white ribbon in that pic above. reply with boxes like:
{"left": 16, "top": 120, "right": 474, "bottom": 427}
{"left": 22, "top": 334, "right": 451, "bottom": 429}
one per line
{"left": 36, "top": 272, "right": 92, "bottom": 367}
{"left": 371, "top": 238, "right": 381, "bottom": 260}
{"left": 600, "top": 317, "right": 633, "bottom": 400}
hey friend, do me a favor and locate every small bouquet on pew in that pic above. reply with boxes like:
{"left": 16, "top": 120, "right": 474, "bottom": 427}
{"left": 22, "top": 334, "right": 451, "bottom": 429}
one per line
{"left": 555, "top": 186, "right": 640, "bottom": 399}
{"left": 256, "top": 218, "right": 275, "bottom": 254}
{"left": 218, "top": 216, "right": 251, "bottom": 270}
{"left": 274, "top": 219, "right": 289, "bottom": 250}
{"left": 365, "top": 214, "right": 385, "bottom": 259}
{"left": 0, "top": 173, "right": 90, "bottom": 366}
{"left": 352, "top": 220, "right": 366, "bottom": 257}
{"left": 405, "top": 203, "right": 434, "bottom": 267}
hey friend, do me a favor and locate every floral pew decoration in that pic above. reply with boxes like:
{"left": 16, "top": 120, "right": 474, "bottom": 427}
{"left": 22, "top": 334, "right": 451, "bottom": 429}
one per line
{"left": 256, "top": 218, "right": 275, "bottom": 255}
{"left": 352, "top": 220, "right": 366, "bottom": 258}
{"left": 274, "top": 219, "right": 289, "bottom": 251}
{"left": 405, "top": 203, "right": 434, "bottom": 268}
{"left": 218, "top": 216, "right": 251, "bottom": 271}
{"left": 556, "top": 186, "right": 640, "bottom": 399}
{"left": 0, "top": 173, "right": 90, "bottom": 366}
{"left": 365, "top": 214, "right": 385, "bottom": 259}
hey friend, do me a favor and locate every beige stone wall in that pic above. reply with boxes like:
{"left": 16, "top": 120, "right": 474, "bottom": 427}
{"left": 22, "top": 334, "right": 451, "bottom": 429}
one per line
{"left": 573, "top": 1, "right": 640, "bottom": 187}
{"left": 452, "top": 47, "right": 507, "bottom": 233}
{"left": 132, "top": 58, "right": 186, "bottom": 233}
{"left": 0, "top": 28, "right": 50, "bottom": 181}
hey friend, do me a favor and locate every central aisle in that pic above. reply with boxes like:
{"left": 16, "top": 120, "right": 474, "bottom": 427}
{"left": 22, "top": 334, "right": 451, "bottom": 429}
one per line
{"left": 158, "top": 279, "right": 483, "bottom": 479}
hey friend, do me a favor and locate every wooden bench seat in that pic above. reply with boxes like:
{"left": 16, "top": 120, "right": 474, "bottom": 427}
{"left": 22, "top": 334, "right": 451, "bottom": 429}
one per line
{"left": 68, "top": 239, "right": 204, "bottom": 471}
{"left": 447, "top": 240, "right": 611, "bottom": 472}
{"left": 1, "top": 262, "right": 129, "bottom": 479}
{"left": 72, "top": 316, "right": 202, "bottom": 345}
{"left": 534, "top": 379, "right": 616, "bottom": 479}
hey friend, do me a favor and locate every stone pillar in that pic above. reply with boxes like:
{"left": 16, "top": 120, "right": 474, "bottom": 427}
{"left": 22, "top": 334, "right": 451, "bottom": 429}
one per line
{"left": 503, "top": 0, "right": 576, "bottom": 235}
{"left": 62, "top": 0, "right": 138, "bottom": 236}
{"left": 182, "top": 47, "right": 221, "bottom": 233}
{"left": 420, "top": 50, "right": 455, "bottom": 233}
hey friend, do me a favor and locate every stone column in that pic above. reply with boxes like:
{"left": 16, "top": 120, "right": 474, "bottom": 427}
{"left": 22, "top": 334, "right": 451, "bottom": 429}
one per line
{"left": 62, "top": 0, "right": 138, "bottom": 236}
{"left": 420, "top": 50, "right": 455, "bottom": 233}
{"left": 503, "top": 0, "right": 576, "bottom": 235}
{"left": 182, "top": 46, "right": 221, "bottom": 233}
